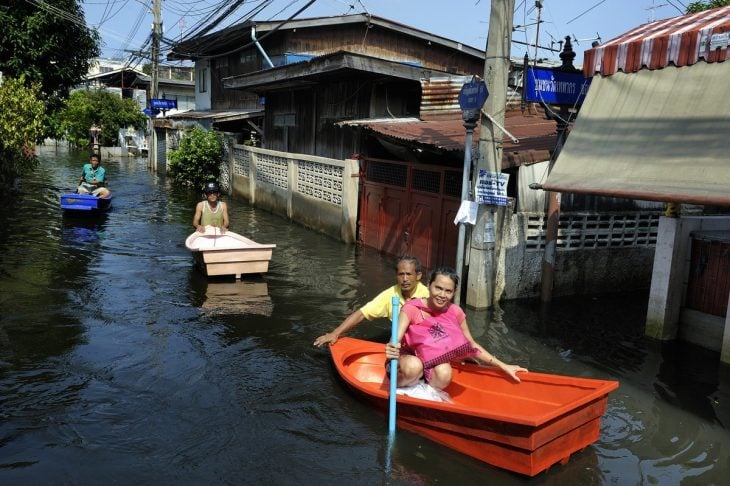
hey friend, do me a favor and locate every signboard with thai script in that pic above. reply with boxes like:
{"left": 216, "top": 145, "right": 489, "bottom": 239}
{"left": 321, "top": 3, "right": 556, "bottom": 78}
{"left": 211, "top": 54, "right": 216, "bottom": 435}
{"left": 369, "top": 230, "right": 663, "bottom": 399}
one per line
{"left": 459, "top": 77, "right": 489, "bottom": 121}
{"left": 150, "top": 98, "right": 178, "bottom": 110}
{"left": 524, "top": 67, "right": 591, "bottom": 105}
{"left": 476, "top": 170, "right": 509, "bottom": 206}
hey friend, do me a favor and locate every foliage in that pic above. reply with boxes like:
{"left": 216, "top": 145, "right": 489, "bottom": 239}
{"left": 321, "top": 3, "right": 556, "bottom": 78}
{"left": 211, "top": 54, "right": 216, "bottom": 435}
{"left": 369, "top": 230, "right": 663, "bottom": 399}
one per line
{"left": 0, "top": 76, "right": 45, "bottom": 185}
{"left": 686, "top": 0, "right": 730, "bottom": 13}
{"left": 54, "top": 90, "right": 147, "bottom": 148}
{"left": 168, "top": 126, "right": 224, "bottom": 189}
{"left": 0, "top": 0, "right": 100, "bottom": 96}
{"left": 0, "top": 0, "right": 100, "bottom": 135}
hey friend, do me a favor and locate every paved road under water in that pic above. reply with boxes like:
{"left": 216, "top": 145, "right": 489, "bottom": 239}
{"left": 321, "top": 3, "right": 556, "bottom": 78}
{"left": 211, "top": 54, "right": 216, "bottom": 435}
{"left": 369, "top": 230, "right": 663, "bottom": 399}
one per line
{"left": 1, "top": 146, "right": 729, "bottom": 485}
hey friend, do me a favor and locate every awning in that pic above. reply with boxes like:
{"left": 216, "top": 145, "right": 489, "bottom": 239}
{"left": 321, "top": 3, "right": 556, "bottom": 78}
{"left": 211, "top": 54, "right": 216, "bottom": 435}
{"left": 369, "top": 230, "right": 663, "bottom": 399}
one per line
{"left": 166, "top": 109, "right": 264, "bottom": 122}
{"left": 542, "top": 61, "right": 730, "bottom": 206}
{"left": 583, "top": 5, "right": 730, "bottom": 77}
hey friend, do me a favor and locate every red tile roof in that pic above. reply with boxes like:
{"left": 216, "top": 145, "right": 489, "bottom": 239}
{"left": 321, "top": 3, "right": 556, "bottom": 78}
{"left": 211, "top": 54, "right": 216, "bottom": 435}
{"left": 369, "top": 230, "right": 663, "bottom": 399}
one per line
{"left": 583, "top": 5, "right": 730, "bottom": 77}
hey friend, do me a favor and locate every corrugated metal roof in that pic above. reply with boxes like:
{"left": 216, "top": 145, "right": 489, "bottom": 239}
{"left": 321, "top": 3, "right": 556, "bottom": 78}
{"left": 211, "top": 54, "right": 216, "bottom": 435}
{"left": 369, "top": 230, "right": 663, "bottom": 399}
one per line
{"left": 340, "top": 108, "right": 558, "bottom": 168}
{"left": 583, "top": 5, "right": 730, "bottom": 77}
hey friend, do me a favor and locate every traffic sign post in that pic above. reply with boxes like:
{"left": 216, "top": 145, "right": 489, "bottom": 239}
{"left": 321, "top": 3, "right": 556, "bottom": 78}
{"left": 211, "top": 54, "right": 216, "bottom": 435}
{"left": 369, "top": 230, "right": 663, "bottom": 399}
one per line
{"left": 458, "top": 77, "right": 489, "bottom": 122}
{"left": 455, "top": 76, "right": 489, "bottom": 304}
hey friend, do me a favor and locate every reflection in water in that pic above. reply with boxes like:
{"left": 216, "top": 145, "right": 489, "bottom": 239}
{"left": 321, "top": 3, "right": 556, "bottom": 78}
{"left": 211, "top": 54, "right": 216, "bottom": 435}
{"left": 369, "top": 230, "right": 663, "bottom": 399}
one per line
{"left": 199, "top": 277, "right": 273, "bottom": 316}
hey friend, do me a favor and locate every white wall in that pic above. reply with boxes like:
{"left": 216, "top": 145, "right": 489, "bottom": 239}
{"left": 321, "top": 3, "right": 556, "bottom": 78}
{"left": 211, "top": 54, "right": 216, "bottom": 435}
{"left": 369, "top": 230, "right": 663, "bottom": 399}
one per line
{"left": 194, "top": 60, "right": 211, "bottom": 110}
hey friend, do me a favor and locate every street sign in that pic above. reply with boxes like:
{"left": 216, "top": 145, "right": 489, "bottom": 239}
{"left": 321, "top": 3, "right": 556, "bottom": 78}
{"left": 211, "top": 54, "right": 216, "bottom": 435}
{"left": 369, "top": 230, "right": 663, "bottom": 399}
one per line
{"left": 458, "top": 78, "right": 489, "bottom": 111}
{"left": 143, "top": 108, "right": 160, "bottom": 116}
{"left": 524, "top": 67, "right": 591, "bottom": 105}
{"left": 150, "top": 98, "right": 178, "bottom": 110}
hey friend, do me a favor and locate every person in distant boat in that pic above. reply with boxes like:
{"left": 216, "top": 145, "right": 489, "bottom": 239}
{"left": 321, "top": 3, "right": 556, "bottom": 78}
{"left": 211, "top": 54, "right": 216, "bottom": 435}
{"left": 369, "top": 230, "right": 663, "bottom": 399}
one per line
{"left": 77, "top": 153, "right": 110, "bottom": 198}
{"left": 385, "top": 267, "right": 527, "bottom": 390}
{"left": 313, "top": 255, "right": 430, "bottom": 347}
{"left": 193, "top": 181, "right": 229, "bottom": 233}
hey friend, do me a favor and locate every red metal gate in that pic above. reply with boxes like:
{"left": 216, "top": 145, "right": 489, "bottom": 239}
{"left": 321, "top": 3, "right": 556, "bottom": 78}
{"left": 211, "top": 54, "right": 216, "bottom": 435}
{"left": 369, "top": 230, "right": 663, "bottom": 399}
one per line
{"left": 359, "top": 158, "right": 461, "bottom": 269}
{"left": 686, "top": 233, "right": 730, "bottom": 317}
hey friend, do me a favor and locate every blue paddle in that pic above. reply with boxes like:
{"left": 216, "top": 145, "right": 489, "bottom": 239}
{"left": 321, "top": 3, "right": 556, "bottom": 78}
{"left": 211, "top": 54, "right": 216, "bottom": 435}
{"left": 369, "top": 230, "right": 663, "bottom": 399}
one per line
{"left": 385, "top": 295, "right": 400, "bottom": 474}
{"left": 388, "top": 295, "right": 400, "bottom": 434}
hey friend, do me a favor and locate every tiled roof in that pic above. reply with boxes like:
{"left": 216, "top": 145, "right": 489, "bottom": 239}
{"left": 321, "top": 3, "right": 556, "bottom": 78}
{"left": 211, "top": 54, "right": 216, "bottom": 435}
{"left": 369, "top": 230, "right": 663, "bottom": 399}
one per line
{"left": 583, "top": 5, "right": 730, "bottom": 77}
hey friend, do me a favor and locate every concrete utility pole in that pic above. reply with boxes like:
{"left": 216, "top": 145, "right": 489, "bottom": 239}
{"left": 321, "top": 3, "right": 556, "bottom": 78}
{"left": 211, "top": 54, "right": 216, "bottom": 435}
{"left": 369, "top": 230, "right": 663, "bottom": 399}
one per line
{"left": 151, "top": 0, "right": 162, "bottom": 100}
{"left": 466, "top": 0, "right": 515, "bottom": 309}
{"left": 149, "top": 0, "right": 162, "bottom": 170}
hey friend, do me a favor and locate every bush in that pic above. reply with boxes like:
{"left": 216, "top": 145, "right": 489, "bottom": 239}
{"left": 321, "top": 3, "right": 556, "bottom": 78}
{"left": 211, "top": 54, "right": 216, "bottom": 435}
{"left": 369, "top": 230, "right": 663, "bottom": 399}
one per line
{"left": 168, "top": 126, "right": 224, "bottom": 190}
{"left": 0, "top": 76, "right": 45, "bottom": 185}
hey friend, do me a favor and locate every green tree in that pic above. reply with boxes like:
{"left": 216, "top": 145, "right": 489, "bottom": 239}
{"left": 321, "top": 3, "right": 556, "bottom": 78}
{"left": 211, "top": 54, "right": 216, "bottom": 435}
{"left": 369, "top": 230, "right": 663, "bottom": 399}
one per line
{"left": 55, "top": 89, "right": 147, "bottom": 148}
{"left": 168, "top": 126, "right": 224, "bottom": 189}
{"left": 0, "top": 76, "right": 45, "bottom": 185}
{"left": 0, "top": 0, "right": 101, "bottom": 134}
{"left": 686, "top": 1, "right": 730, "bottom": 13}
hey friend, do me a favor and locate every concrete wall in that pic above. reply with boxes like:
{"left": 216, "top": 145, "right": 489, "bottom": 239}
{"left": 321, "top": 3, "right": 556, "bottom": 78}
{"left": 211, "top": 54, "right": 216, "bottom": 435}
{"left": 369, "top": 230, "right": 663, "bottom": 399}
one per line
{"left": 225, "top": 143, "right": 359, "bottom": 243}
{"left": 647, "top": 215, "right": 730, "bottom": 360}
{"left": 500, "top": 211, "right": 660, "bottom": 300}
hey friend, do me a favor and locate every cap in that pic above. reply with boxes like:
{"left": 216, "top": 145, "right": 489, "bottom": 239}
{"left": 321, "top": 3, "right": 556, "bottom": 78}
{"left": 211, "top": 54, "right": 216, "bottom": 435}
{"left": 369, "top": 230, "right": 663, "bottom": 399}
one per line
{"left": 203, "top": 181, "right": 220, "bottom": 194}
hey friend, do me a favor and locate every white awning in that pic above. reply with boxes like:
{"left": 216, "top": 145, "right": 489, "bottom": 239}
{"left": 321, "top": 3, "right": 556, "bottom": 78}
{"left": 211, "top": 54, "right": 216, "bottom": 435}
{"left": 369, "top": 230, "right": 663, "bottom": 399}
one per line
{"left": 542, "top": 61, "right": 730, "bottom": 206}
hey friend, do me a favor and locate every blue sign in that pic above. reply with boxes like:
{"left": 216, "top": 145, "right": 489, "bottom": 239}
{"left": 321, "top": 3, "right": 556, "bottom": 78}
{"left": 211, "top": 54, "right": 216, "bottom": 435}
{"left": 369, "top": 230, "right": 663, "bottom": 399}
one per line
{"left": 143, "top": 108, "right": 159, "bottom": 116}
{"left": 458, "top": 79, "right": 489, "bottom": 111}
{"left": 150, "top": 98, "right": 178, "bottom": 110}
{"left": 524, "top": 68, "right": 591, "bottom": 105}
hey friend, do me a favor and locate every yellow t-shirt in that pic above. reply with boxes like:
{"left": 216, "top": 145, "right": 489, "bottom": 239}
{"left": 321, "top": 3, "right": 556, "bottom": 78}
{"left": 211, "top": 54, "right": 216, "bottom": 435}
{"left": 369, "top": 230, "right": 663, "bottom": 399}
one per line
{"left": 359, "top": 281, "right": 429, "bottom": 321}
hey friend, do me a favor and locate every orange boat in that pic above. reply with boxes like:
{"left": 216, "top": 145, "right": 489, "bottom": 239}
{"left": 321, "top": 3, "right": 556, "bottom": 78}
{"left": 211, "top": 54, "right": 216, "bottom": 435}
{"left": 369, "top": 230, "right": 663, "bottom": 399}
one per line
{"left": 330, "top": 337, "right": 619, "bottom": 477}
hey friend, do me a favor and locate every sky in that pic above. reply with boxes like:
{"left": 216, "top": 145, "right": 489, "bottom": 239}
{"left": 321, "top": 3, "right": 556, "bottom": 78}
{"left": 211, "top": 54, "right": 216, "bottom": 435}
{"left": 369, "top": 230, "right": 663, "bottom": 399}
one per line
{"left": 80, "top": 0, "right": 691, "bottom": 65}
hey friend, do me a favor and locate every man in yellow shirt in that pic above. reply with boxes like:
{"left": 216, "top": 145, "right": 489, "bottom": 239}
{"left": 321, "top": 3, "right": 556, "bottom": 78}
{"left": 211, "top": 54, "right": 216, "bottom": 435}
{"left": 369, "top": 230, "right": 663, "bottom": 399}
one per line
{"left": 313, "top": 256, "right": 429, "bottom": 347}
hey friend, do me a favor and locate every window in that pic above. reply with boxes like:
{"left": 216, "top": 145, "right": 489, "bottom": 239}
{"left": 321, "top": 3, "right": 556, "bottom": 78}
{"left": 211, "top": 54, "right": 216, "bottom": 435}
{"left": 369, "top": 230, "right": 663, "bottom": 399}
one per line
{"left": 198, "top": 68, "right": 207, "bottom": 93}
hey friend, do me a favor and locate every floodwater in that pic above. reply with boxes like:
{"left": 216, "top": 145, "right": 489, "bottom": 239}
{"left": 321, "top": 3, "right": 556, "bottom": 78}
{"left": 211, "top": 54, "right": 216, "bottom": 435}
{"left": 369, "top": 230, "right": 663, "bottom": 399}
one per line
{"left": 1, "top": 146, "right": 729, "bottom": 485}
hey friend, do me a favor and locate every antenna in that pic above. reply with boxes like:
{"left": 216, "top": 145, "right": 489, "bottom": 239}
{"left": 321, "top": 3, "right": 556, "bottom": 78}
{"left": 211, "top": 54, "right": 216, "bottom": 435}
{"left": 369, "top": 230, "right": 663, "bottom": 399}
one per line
{"left": 646, "top": 1, "right": 668, "bottom": 22}
{"left": 547, "top": 33, "right": 564, "bottom": 52}
{"left": 572, "top": 32, "right": 602, "bottom": 45}
{"left": 533, "top": 1, "right": 543, "bottom": 67}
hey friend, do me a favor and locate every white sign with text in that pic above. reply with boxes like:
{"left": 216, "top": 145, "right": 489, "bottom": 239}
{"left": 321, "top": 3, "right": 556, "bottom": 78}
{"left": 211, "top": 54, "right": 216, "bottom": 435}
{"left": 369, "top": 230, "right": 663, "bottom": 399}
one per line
{"left": 476, "top": 170, "right": 509, "bottom": 206}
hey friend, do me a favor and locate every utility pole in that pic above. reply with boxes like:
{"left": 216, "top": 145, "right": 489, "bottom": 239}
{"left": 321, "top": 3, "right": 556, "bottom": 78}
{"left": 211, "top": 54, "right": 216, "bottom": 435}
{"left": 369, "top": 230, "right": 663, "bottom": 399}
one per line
{"left": 149, "top": 0, "right": 162, "bottom": 170}
{"left": 466, "top": 0, "right": 515, "bottom": 309}
{"left": 151, "top": 0, "right": 161, "bottom": 100}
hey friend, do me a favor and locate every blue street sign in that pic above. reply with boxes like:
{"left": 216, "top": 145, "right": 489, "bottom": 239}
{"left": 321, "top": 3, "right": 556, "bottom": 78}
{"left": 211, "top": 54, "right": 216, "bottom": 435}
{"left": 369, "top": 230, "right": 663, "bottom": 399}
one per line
{"left": 458, "top": 79, "right": 489, "bottom": 111}
{"left": 524, "top": 68, "right": 591, "bottom": 105}
{"left": 150, "top": 98, "right": 178, "bottom": 110}
{"left": 143, "top": 108, "right": 159, "bottom": 116}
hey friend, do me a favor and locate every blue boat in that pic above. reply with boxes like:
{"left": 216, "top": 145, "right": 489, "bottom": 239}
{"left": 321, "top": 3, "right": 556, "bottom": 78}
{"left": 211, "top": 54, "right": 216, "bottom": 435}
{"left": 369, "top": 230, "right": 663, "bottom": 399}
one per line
{"left": 60, "top": 193, "right": 113, "bottom": 214}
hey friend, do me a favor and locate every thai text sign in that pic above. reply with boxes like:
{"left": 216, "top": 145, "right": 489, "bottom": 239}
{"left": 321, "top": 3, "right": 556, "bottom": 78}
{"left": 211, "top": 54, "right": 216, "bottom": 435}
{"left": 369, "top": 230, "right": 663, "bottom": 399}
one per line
{"left": 476, "top": 170, "right": 509, "bottom": 206}
{"left": 524, "top": 68, "right": 591, "bottom": 105}
{"left": 150, "top": 98, "right": 178, "bottom": 110}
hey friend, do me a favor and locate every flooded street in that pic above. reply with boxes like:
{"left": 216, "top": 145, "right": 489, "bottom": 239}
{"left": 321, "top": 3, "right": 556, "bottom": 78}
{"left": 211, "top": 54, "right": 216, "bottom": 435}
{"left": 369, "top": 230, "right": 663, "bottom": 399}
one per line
{"left": 1, "top": 145, "right": 729, "bottom": 484}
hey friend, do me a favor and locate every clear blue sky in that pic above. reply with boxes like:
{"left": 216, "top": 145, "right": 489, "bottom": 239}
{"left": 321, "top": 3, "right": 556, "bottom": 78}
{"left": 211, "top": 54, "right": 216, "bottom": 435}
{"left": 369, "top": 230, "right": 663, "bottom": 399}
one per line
{"left": 81, "top": 0, "right": 689, "bottom": 63}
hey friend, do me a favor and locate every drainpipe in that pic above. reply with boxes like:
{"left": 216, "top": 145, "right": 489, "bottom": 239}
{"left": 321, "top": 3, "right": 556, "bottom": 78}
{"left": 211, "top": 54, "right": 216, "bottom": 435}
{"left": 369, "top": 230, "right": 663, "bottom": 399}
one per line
{"left": 251, "top": 25, "right": 274, "bottom": 68}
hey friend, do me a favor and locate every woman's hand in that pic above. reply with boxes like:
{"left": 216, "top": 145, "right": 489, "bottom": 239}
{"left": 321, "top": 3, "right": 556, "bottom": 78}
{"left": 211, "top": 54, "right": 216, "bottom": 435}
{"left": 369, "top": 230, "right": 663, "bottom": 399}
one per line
{"left": 385, "top": 342, "right": 401, "bottom": 360}
{"left": 502, "top": 363, "right": 528, "bottom": 382}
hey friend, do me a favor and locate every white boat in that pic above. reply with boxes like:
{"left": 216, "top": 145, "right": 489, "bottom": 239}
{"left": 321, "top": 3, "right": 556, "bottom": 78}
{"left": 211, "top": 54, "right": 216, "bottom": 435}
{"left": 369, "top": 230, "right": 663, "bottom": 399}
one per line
{"left": 185, "top": 226, "right": 276, "bottom": 279}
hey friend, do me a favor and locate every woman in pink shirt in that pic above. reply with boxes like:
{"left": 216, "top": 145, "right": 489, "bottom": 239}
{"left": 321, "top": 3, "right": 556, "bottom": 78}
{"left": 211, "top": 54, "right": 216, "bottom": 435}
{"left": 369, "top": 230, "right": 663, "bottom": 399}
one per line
{"left": 385, "top": 267, "right": 527, "bottom": 390}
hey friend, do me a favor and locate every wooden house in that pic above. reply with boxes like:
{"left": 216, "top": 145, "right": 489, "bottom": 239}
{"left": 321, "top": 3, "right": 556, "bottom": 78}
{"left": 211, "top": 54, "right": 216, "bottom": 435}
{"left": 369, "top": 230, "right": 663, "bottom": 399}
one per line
{"left": 168, "top": 14, "right": 485, "bottom": 156}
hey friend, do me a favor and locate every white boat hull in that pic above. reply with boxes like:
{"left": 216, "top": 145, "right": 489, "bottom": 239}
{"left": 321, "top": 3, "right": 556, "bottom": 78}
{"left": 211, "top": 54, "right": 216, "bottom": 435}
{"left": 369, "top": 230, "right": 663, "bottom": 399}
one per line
{"left": 185, "top": 227, "right": 276, "bottom": 278}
